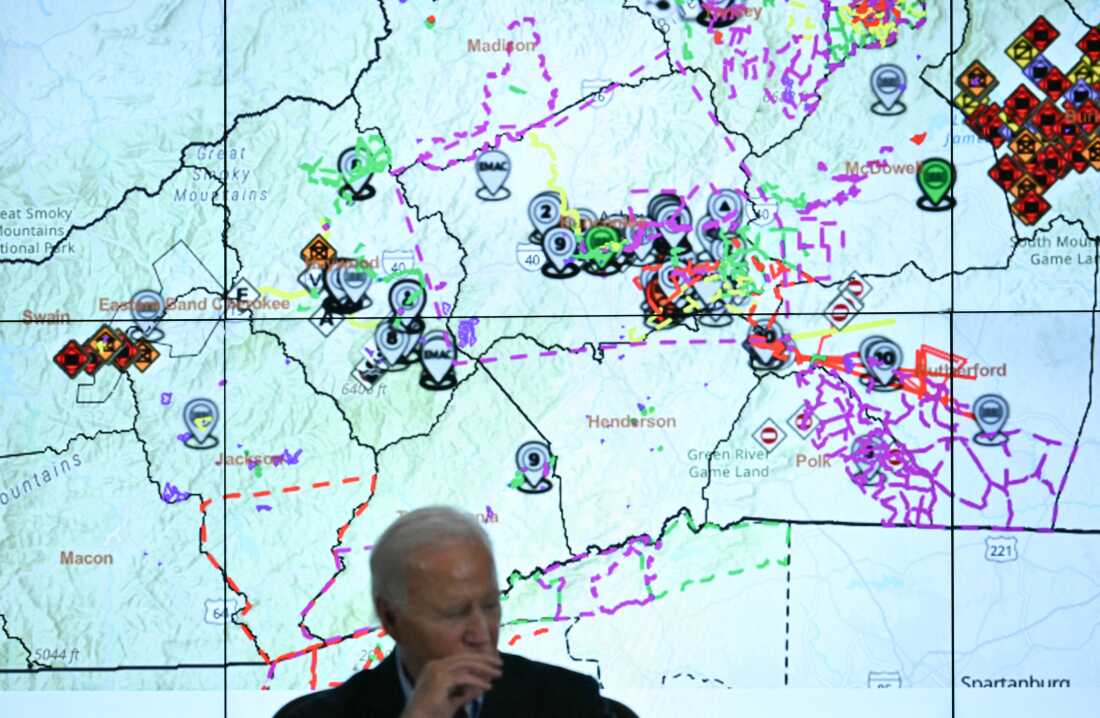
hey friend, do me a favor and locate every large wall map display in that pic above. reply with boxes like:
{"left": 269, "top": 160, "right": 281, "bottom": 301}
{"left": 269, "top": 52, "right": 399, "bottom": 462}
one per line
{"left": 2, "top": 1, "right": 1099, "bottom": 716}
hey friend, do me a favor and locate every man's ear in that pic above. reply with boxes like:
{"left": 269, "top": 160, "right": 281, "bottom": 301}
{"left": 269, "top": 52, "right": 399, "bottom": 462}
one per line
{"left": 375, "top": 596, "right": 400, "bottom": 640}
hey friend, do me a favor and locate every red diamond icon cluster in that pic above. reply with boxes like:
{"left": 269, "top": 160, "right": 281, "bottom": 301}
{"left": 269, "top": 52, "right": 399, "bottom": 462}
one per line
{"left": 53, "top": 325, "right": 159, "bottom": 379}
{"left": 954, "top": 16, "right": 1100, "bottom": 225}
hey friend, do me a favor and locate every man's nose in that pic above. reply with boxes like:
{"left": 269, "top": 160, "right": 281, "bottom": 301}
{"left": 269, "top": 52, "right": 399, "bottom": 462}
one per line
{"left": 464, "top": 609, "right": 492, "bottom": 645}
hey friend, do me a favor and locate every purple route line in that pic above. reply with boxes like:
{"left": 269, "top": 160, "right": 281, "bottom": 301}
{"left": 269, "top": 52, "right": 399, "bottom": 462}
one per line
{"left": 790, "top": 361, "right": 1074, "bottom": 530}
{"left": 528, "top": 535, "right": 666, "bottom": 624}
{"left": 390, "top": 16, "right": 664, "bottom": 177}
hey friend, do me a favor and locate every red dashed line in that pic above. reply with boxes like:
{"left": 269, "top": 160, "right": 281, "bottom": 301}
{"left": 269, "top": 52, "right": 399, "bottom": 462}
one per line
{"left": 282, "top": 486, "right": 301, "bottom": 494}
{"left": 533, "top": 627, "right": 549, "bottom": 636}
{"left": 342, "top": 475, "right": 361, "bottom": 484}
{"left": 312, "top": 481, "right": 331, "bottom": 489}
{"left": 508, "top": 635, "right": 522, "bottom": 646}
{"left": 253, "top": 490, "right": 272, "bottom": 498}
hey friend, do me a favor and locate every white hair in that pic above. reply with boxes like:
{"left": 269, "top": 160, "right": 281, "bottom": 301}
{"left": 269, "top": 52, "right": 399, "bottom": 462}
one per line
{"left": 370, "top": 505, "right": 495, "bottom": 610}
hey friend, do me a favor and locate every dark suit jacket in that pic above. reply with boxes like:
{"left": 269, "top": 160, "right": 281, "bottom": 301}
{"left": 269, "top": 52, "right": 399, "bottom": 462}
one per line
{"left": 273, "top": 650, "right": 611, "bottom": 718}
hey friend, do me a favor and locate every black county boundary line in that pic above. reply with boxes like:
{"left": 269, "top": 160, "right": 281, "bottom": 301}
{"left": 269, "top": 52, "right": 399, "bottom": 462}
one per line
{"left": 0, "top": 661, "right": 268, "bottom": 675}
{"left": 3, "top": 307, "right": 1100, "bottom": 328}
{"left": 222, "top": 0, "right": 229, "bottom": 715}
{"left": 948, "top": 0, "right": 956, "bottom": 713}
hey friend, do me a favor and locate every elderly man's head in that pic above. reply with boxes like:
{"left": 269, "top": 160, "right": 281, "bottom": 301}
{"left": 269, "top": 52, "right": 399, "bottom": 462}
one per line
{"left": 370, "top": 506, "right": 501, "bottom": 678}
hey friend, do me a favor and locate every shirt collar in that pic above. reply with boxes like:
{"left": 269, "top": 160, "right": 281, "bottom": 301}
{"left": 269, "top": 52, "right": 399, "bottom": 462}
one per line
{"left": 394, "top": 645, "right": 483, "bottom": 718}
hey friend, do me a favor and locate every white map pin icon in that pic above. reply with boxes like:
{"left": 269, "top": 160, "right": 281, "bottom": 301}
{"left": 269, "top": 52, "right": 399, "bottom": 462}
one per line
{"left": 475, "top": 149, "right": 511, "bottom": 200}
{"left": 183, "top": 398, "right": 219, "bottom": 447}
{"left": 860, "top": 336, "right": 902, "bottom": 389}
{"left": 707, "top": 189, "right": 743, "bottom": 225}
{"left": 850, "top": 433, "right": 882, "bottom": 485}
{"left": 515, "top": 440, "right": 551, "bottom": 475}
{"left": 870, "top": 64, "right": 907, "bottom": 115}
{"left": 973, "top": 394, "right": 1009, "bottom": 439}
{"left": 543, "top": 228, "right": 577, "bottom": 270}
{"left": 655, "top": 203, "right": 692, "bottom": 243}
{"left": 419, "top": 330, "right": 455, "bottom": 383}
{"left": 375, "top": 322, "right": 409, "bottom": 367}
{"left": 528, "top": 191, "right": 562, "bottom": 234}
{"left": 342, "top": 266, "right": 372, "bottom": 305}
{"left": 326, "top": 263, "right": 350, "bottom": 303}
{"left": 130, "top": 289, "right": 166, "bottom": 340}
{"left": 389, "top": 279, "right": 425, "bottom": 317}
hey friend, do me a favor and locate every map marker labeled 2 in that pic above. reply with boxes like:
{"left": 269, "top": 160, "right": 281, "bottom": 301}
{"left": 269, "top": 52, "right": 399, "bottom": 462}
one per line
{"left": 419, "top": 330, "right": 457, "bottom": 390}
{"left": 972, "top": 394, "right": 1009, "bottom": 446}
{"left": 182, "top": 398, "right": 219, "bottom": 450}
{"left": 528, "top": 191, "right": 562, "bottom": 238}
{"left": 916, "top": 158, "right": 957, "bottom": 211}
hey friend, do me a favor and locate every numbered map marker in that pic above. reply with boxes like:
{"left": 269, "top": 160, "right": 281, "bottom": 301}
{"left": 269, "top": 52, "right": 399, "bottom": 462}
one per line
{"left": 527, "top": 191, "right": 562, "bottom": 235}
{"left": 375, "top": 322, "right": 409, "bottom": 367}
{"left": 859, "top": 336, "right": 903, "bottom": 391}
{"left": 543, "top": 228, "right": 577, "bottom": 271}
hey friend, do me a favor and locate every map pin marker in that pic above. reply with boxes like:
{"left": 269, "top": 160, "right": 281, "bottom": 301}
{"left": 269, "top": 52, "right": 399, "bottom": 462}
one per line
{"left": 706, "top": 189, "right": 743, "bottom": 226}
{"left": 916, "top": 158, "right": 957, "bottom": 211}
{"left": 870, "top": 63, "right": 907, "bottom": 116}
{"left": 850, "top": 433, "right": 883, "bottom": 486}
{"left": 655, "top": 202, "right": 692, "bottom": 244}
{"left": 527, "top": 191, "right": 562, "bottom": 236}
{"left": 342, "top": 265, "right": 372, "bottom": 307}
{"left": 475, "top": 149, "right": 512, "bottom": 201}
{"left": 419, "top": 330, "right": 456, "bottom": 387}
{"left": 515, "top": 440, "right": 552, "bottom": 476}
{"left": 183, "top": 398, "right": 219, "bottom": 449}
{"left": 861, "top": 337, "right": 903, "bottom": 391}
{"left": 130, "top": 289, "right": 166, "bottom": 342}
{"left": 326, "top": 262, "right": 350, "bottom": 304}
{"left": 543, "top": 228, "right": 577, "bottom": 271}
{"left": 375, "top": 322, "right": 408, "bottom": 368}
{"left": 972, "top": 394, "right": 1009, "bottom": 446}
{"left": 389, "top": 279, "right": 425, "bottom": 317}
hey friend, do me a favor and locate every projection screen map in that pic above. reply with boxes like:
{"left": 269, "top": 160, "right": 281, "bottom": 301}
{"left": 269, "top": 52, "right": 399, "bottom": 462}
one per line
{"left": 2, "top": 1, "right": 1099, "bottom": 716}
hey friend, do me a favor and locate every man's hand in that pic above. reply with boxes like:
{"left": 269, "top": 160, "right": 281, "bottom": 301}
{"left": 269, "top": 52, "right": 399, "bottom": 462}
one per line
{"left": 399, "top": 653, "right": 503, "bottom": 718}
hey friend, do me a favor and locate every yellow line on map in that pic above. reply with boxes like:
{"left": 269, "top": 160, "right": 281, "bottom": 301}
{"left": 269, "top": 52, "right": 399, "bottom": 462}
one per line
{"left": 260, "top": 286, "right": 310, "bottom": 300}
{"left": 526, "top": 131, "right": 581, "bottom": 233}
{"left": 791, "top": 318, "right": 896, "bottom": 341}
{"left": 349, "top": 318, "right": 381, "bottom": 330}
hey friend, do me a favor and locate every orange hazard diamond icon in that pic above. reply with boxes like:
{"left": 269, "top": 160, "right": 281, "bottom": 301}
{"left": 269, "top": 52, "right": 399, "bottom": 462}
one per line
{"left": 301, "top": 234, "right": 336, "bottom": 266}
{"left": 88, "top": 325, "right": 122, "bottom": 362}
{"left": 133, "top": 339, "right": 160, "bottom": 373}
